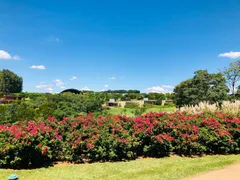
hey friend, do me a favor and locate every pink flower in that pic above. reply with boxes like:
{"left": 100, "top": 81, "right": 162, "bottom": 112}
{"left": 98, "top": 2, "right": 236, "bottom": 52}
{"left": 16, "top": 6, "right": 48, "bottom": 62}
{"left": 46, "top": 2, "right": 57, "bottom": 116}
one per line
{"left": 56, "top": 134, "right": 62, "bottom": 139}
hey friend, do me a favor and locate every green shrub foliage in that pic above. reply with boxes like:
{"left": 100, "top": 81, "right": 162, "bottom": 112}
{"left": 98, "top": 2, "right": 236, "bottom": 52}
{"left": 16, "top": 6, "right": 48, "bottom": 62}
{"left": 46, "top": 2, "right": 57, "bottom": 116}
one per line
{"left": 0, "top": 93, "right": 103, "bottom": 124}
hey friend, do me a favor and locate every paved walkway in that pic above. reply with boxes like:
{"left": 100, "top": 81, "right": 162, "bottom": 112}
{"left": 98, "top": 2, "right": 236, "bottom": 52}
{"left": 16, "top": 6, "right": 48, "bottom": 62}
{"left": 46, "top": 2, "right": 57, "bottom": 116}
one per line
{"left": 190, "top": 164, "right": 240, "bottom": 180}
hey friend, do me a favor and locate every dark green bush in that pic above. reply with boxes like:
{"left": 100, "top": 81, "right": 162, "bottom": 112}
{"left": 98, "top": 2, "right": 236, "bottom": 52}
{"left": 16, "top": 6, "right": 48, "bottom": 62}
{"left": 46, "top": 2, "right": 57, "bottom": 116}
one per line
{"left": 163, "top": 102, "right": 175, "bottom": 108}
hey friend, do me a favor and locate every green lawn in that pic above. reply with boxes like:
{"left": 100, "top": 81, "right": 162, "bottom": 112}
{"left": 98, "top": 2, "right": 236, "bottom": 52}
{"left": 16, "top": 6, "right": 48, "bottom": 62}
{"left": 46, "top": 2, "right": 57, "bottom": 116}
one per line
{"left": 145, "top": 107, "right": 176, "bottom": 113}
{"left": 107, "top": 107, "right": 135, "bottom": 116}
{"left": 1, "top": 155, "right": 240, "bottom": 180}
{"left": 107, "top": 106, "right": 176, "bottom": 117}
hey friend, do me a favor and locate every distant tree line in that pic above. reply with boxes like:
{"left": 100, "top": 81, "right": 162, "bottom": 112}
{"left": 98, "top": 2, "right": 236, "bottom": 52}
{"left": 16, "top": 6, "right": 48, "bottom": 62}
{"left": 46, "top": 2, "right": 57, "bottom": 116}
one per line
{"left": 102, "top": 90, "right": 140, "bottom": 94}
{"left": 0, "top": 92, "right": 103, "bottom": 124}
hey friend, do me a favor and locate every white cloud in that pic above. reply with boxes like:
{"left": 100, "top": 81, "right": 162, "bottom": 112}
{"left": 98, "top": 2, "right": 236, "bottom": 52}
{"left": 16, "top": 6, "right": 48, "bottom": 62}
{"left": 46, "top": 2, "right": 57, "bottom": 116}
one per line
{"left": 54, "top": 79, "right": 64, "bottom": 87}
{"left": 80, "top": 86, "right": 91, "bottom": 91}
{"left": 104, "top": 85, "right": 109, "bottom": 88}
{"left": 13, "top": 55, "right": 20, "bottom": 60}
{"left": 219, "top": 51, "right": 240, "bottom": 59}
{"left": 36, "top": 84, "right": 49, "bottom": 89}
{"left": 36, "top": 80, "right": 66, "bottom": 93}
{"left": 70, "top": 76, "right": 77, "bottom": 81}
{"left": 162, "top": 85, "right": 175, "bottom": 89}
{"left": 46, "top": 87, "right": 54, "bottom": 93}
{"left": 36, "top": 83, "right": 54, "bottom": 93}
{"left": 146, "top": 85, "right": 175, "bottom": 93}
{"left": 30, "top": 65, "right": 46, "bottom": 70}
{"left": 108, "top": 77, "right": 116, "bottom": 80}
{"left": 0, "top": 50, "right": 11, "bottom": 60}
{"left": 0, "top": 50, "right": 21, "bottom": 60}
{"left": 146, "top": 86, "right": 165, "bottom": 93}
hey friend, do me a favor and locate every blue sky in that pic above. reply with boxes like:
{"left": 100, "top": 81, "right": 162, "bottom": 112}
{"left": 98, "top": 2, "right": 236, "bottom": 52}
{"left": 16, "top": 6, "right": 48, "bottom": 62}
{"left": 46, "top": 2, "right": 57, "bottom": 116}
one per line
{"left": 0, "top": 0, "right": 240, "bottom": 93}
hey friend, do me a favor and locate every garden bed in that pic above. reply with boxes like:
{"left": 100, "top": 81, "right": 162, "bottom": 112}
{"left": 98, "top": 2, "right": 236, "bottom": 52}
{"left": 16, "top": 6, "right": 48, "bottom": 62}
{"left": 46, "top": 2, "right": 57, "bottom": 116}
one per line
{"left": 0, "top": 112, "right": 240, "bottom": 169}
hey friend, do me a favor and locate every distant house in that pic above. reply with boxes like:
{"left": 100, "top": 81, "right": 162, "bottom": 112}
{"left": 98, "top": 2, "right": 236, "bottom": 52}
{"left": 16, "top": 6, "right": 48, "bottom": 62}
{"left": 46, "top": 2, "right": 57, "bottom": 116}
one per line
{"left": 142, "top": 100, "right": 156, "bottom": 105}
{"left": 0, "top": 95, "right": 21, "bottom": 104}
{"left": 166, "top": 99, "right": 174, "bottom": 103}
{"left": 106, "top": 99, "right": 119, "bottom": 107}
{"left": 105, "top": 98, "right": 156, "bottom": 108}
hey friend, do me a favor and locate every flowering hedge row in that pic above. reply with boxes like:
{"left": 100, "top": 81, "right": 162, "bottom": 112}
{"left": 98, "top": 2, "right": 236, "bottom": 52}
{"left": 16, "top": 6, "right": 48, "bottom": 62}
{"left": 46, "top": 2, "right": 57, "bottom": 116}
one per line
{"left": 0, "top": 112, "right": 240, "bottom": 169}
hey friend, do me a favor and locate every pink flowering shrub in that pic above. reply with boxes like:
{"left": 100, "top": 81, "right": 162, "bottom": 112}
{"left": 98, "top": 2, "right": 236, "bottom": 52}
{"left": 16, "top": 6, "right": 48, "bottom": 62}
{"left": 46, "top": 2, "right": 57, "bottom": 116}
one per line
{"left": 0, "top": 112, "right": 240, "bottom": 169}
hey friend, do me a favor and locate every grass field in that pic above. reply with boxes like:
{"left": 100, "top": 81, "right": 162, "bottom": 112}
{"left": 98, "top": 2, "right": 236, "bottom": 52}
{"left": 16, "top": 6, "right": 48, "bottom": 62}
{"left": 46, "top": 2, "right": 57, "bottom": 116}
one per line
{"left": 107, "top": 106, "right": 176, "bottom": 116}
{"left": 1, "top": 155, "right": 240, "bottom": 180}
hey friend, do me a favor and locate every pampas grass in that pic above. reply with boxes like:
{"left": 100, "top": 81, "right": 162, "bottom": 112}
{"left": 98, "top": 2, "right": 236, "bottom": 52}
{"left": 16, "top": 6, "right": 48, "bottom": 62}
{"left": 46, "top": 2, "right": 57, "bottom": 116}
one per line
{"left": 179, "top": 100, "right": 240, "bottom": 114}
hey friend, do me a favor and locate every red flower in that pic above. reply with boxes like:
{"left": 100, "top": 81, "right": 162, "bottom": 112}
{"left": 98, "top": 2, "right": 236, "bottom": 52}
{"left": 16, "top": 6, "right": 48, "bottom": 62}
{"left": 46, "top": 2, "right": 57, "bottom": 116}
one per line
{"left": 87, "top": 143, "right": 94, "bottom": 149}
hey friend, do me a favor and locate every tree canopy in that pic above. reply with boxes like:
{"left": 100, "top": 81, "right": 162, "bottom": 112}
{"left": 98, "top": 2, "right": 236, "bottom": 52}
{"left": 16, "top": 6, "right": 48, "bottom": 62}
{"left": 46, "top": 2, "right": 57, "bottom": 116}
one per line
{"left": 222, "top": 60, "right": 240, "bottom": 95}
{"left": 0, "top": 69, "right": 23, "bottom": 94}
{"left": 173, "top": 70, "right": 229, "bottom": 107}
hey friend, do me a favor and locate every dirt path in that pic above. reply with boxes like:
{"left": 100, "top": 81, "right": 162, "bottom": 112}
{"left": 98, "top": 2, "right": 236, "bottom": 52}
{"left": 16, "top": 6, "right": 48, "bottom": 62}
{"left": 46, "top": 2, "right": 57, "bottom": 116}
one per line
{"left": 189, "top": 164, "right": 240, "bottom": 180}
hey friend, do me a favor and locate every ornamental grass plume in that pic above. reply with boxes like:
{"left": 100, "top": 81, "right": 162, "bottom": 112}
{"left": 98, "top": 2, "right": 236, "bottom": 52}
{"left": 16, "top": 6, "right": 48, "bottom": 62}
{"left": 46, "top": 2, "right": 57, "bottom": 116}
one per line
{"left": 222, "top": 100, "right": 240, "bottom": 115}
{"left": 179, "top": 100, "right": 240, "bottom": 115}
{"left": 179, "top": 101, "right": 218, "bottom": 114}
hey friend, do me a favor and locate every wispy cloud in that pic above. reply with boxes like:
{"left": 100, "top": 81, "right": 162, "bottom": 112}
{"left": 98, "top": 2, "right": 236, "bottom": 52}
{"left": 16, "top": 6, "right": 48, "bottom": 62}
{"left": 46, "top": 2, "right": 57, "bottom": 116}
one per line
{"left": 46, "top": 87, "right": 54, "bottom": 93}
{"left": 70, "top": 76, "right": 77, "bottom": 81}
{"left": 80, "top": 86, "right": 91, "bottom": 91}
{"left": 219, "top": 51, "right": 240, "bottom": 59}
{"left": 104, "top": 85, "right": 109, "bottom": 88}
{"left": 13, "top": 55, "right": 20, "bottom": 60}
{"left": 146, "top": 86, "right": 165, "bottom": 93}
{"left": 0, "top": 50, "right": 20, "bottom": 60}
{"left": 146, "top": 85, "right": 175, "bottom": 93}
{"left": 36, "top": 83, "right": 54, "bottom": 93}
{"left": 30, "top": 65, "right": 46, "bottom": 70}
{"left": 36, "top": 80, "right": 66, "bottom": 93}
{"left": 54, "top": 79, "right": 64, "bottom": 87}
{"left": 36, "top": 84, "right": 50, "bottom": 89}
{"left": 108, "top": 77, "right": 116, "bottom": 80}
{"left": 162, "top": 85, "right": 175, "bottom": 89}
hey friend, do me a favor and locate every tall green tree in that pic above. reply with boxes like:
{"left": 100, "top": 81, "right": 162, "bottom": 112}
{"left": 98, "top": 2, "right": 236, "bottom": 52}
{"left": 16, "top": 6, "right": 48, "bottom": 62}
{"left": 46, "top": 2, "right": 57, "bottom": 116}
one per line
{"left": 174, "top": 70, "right": 229, "bottom": 107}
{"left": 222, "top": 60, "right": 240, "bottom": 96}
{"left": 0, "top": 69, "right": 23, "bottom": 94}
